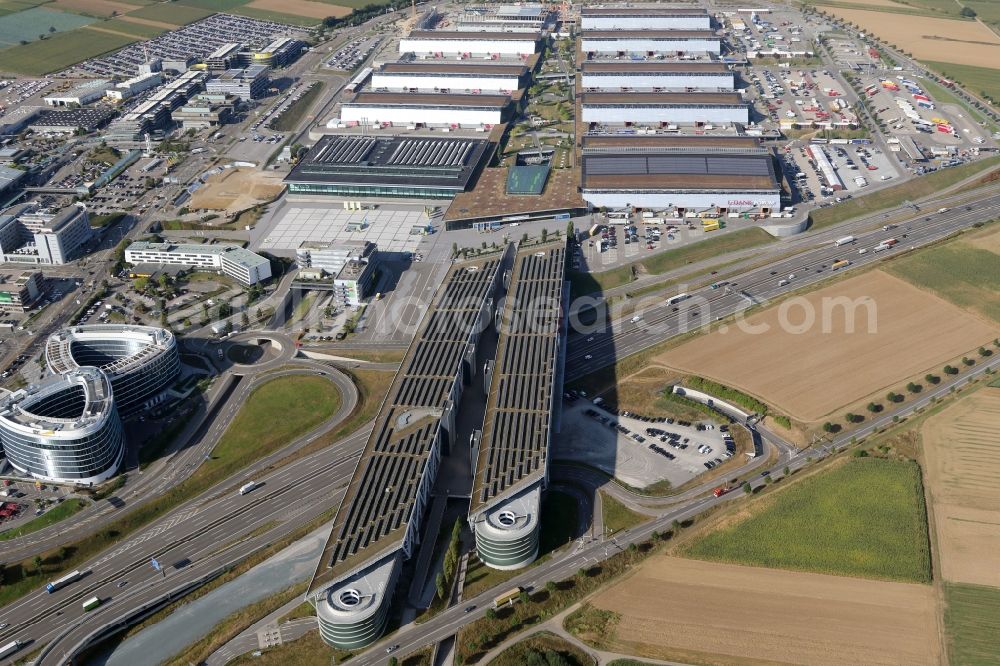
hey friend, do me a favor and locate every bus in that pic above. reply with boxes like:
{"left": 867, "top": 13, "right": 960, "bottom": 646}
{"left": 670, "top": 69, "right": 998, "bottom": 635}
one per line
{"left": 46, "top": 569, "right": 85, "bottom": 594}
{"left": 702, "top": 221, "right": 720, "bottom": 232}
{"left": 82, "top": 596, "right": 101, "bottom": 612}
{"left": 0, "top": 640, "right": 23, "bottom": 659}
{"left": 666, "top": 293, "right": 690, "bottom": 306}
{"left": 588, "top": 223, "right": 603, "bottom": 237}
{"left": 493, "top": 586, "right": 524, "bottom": 608}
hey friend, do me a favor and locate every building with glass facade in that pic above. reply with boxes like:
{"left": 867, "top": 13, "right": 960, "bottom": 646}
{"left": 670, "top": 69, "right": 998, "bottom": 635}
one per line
{"left": 45, "top": 325, "right": 181, "bottom": 417}
{"left": 0, "top": 367, "right": 124, "bottom": 485}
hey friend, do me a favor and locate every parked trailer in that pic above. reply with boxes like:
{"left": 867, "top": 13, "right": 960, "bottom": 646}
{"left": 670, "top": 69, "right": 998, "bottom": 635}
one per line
{"left": 834, "top": 235, "right": 856, "bottom": 246}
{"left": 0, "top": 641, "right": 23, "bottom": 659}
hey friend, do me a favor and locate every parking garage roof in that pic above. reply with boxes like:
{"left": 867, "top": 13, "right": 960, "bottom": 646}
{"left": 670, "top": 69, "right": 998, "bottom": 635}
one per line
{"left": 582, "top": 7, "right": 708, "bottom": 16}
{"left": 379, "top": 62, "right": 529, "bottom": 76}
{"left": 309, "top": 257, "right": 502, "bottom": 592}
{"left": 405, "top": 30, "right": 539, "bottom": 41}
{"left": 347, "top": 92, "right": 510, "bottom": 108}
{"left": 582, "top": 135, "right": 765, "bottom": 152}
{"left": 285, "top": 134, "right": 493, "bottom": 191}
{"left": 582, "top": 30, "right": 718, "bottom": 39}
{"left": 581, "top": 61, "right": 729, "bottom": 73}
{"left": 581, "top": 152, "right": 779, "bottom": 191}
{"left": 581, "top": 92, "right": 744, "bottom": 105}
{"left": 470, "top": 242, "right": 566, "bottom": 513}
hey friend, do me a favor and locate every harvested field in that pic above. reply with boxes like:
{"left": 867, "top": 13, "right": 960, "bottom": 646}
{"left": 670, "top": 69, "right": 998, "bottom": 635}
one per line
{"left": 659, "top": 271, "right": 998, "bottom": 421}
{"left": 188, "top": 169, "right": 285, "bottom": 213}
{"left": 51, "top": 0, "right": 137, "bottom": 17}
{"left": 115, "top": 15, "right": 178, "bottom": 30}
{"left": 586, "top": 556, "right": 941, "bottom": 666}
{"left": 820, "top": 6, "right": 1000, "bottom": 68}
{"left": 247, "top": 0, "right": 350, "bottom": 18}
{"left": 922, "top": 389, "right": 1000, "bottom": 587}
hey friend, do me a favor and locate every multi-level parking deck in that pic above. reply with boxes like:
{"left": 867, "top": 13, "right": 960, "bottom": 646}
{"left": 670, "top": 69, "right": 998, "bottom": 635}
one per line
{"left": 469, "top": 241, "right": 567, "bottom": 569}
{"left": 308, "top": 253, "right": 507, "bottom": 649}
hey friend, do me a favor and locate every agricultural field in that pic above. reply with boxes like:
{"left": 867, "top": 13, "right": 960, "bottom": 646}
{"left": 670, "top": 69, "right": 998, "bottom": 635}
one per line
{"left": 659, "top": 271, "right": 998, "bottom": 421}
{"left": 888, "top": 226, "right": 1000, "bottom": 325}
{"left": 579, "top": 556, "right": 941, "bottom": 666}
{"left": 683, "top": 458, "right": 931, "bottom": 582}
{"left": 51, "top": 0, "right": 139, "bottom": 18}
{"left": 944, "top": 582, "right": 1000, "bottom": 666}
{"left": 0, "top": 25, "right": 136, "bottom": 74}
{"left": 0, "top": 6, "right": 96, "bottom": 47}
{"left": 922, "top": 389, "right": 1000, "bottom": 587}
{"left": 125, "top": 2, "right": 213, "bottom": 24}
{"left": 924, "top": 60, "right": 1000, "bottom": 105}
{"left": 820, "top": 5, "right": 1000, "bottom": 68}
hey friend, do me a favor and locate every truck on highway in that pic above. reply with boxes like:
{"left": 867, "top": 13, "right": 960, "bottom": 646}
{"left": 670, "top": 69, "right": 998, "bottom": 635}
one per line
{"left": 239, "top": 481, "right": 261, "bottom": 496}
{"left": 0, "top": 640, "right": 23, "bottom": 659}
{"left": 831, "top": 259, "right": 851, "bottom": 270}
{"left": 46, "top": 569, "right": 86, "bottom": 593}
{"left": 834, "top": 236, "right": 856, "bottom": 246}
{"left": 666, "top": 293, "right": 690, "bottom": 306}
{"left": 493, "top": 586, "right": 525, "bottom": 608}
{"left": 82, "top": 596, "right": 101, "bottom": 612}
{"left": 713, "top": 486, "right": 730, "bottom": 497}
{"left": 874, "top": 238, "right": 898, "bottom": 252}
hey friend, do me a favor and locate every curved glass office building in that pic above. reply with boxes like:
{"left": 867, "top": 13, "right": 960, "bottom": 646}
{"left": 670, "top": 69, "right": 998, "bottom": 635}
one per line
{"left": 46, "top": 325, "right": 180, "bottom": 416}
{"left": 0, "top": 368, "right": 124, "bottom": 485}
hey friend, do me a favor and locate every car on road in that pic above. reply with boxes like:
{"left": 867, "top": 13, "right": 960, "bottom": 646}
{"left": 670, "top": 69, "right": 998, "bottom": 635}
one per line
{"left": 117, "top": 581, "right": 128, "bottom": 588}
{"left": 584, "top": 354, "right": 592, "bottom": 360}
{"left": 386, "top": 645, "right": 399, "bottom": 654}
{"left": 464, "top": 605, "right": 476, "bottom": 613}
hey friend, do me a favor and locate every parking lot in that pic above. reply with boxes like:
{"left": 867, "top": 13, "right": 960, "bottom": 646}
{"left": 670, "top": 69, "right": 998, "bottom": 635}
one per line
{"left": 327, "top": 37, "right": 383, "bottom": 72}
{"left": 555, "top": 397, "right": 736, "bottom": 489}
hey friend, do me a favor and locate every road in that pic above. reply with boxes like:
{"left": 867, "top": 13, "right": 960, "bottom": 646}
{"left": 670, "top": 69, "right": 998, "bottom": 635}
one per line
{"left": 0, "top": 421, "right": 369, "bottom": 665}
{"left": 566, "top": 187, "right": 1000, "bottom": 379}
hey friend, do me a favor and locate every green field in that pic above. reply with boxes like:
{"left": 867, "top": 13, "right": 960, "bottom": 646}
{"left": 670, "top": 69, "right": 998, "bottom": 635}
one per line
{"left": 963, "top": 0, "right": 1000, "bottom": 27}
{"left": 0, "top": 6, "right": 97, "bottom": 48}
{"left": 807, "top": 0, "right": 967, "bottom": 18}
{"left": 809, "top": 156, "right": 1000, "bottom": 229}
{"left": 96, "top": 17, "right": 168, "bottom": 38}
{"left": 209, "top": 374, "right": 340, "bottom": 474}
{"left": 490, "top": 631, "right": 595, "bottom": 666}
{"left": 944, "top": 583, "right": 1000, "bottom": 665}
{"left": 127, "top": 2, "right": 215, "bottom": 24}
{"left": 0, "top": 26, "right": 136, "bottom": 74}
{"left": 683, "top": 459, "right": 931, "bottom": 582}
{"left": 888, "top": 234, "right": 1000, "bottom": 324}
{"left": 601, "top": 491, "right": 647, "bottom": 534}
{"left": 919, "top": 76, "right": 993, "bottom": 130}
{"left": 925, "top": 61, "right": 1000, "bottom": 107}
{"left": 0, "top": 499, "right": 88, "bottom": 541}
{"left": 231, "top": 7, "right": 323, "bottom": 26}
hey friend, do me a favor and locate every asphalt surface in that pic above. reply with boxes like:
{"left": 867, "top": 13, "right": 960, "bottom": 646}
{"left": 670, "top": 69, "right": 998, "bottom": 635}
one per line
{"left": 566, "top": 188, "right": 1000, "bottom": 379}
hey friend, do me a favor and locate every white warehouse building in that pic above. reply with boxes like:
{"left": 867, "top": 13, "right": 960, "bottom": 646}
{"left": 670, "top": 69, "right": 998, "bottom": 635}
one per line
{"left": 581, "top": 92, "right": 748, "bottom": 126}
{"left": 371, "top": 62, "right": 529, "bottom": 93}
{"left": 581, "top": 30, "right": 721, "bottom": 55}
{"left": 339, "top": 92, "right": 512, "bottom": 128}
{"left": 399, "top": 31, "right": 539, "bottom": 57}
{"left": 580, "top": 136, "right": 781, "bottom": 213}
{"left": 581, "top": 62, "right": 734, "bottom": 91}
{"left": 581, "top": 6, "right": 711, "bottom": 31}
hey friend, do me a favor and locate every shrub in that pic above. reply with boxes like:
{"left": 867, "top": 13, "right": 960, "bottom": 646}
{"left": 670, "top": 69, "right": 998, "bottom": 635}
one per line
{"left": 944, "top": 365, "right": 959, "bottom": 375}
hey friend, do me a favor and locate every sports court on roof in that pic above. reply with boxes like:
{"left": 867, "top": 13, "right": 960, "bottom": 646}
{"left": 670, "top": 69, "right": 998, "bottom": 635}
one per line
{"left": 506, "top": 165, "right": 550, "bottom": 194}
{"left": 284, "top": 134, "right": 494, "bottom": 199}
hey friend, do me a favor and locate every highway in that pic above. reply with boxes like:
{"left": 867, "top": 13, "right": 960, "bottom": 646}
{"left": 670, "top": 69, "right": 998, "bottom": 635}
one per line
{"left": 0, "top": 423, "right": 368, "bottom": 664}
{"left": 566, "top": 188, "right": 1000, "bottom": 379}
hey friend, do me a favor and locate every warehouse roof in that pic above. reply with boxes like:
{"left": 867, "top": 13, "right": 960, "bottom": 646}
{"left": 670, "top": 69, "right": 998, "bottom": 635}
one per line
{"left": 583, "top": 135, "right": 763, "bottom": 150}
{"left": 347, "top": 92, "right": 510, "bottom": 108}
{"left": 471, "top": 242, "right": 565, "bottom": 513}
{"left": 405, "top": 30, "right": 540, "bottom": 41}
{"left": 286, "top": 135, "right": 492, "bottom": 191}
{"left": 581, "top": 61, "right": 730, "bottom": 73}
{"left": 582, "top": 7, "right": 709, "bottom": 16}
{"left": 582, "top": 30, "right": 718, "bottom": 39}
{"left": 582, "top": 152, "right": 778, "bottom": 190}
{"left": 379, "top": 62, "right": 529, "bottom": 76}
{"left": 310, "top": 257, "right": 502, "bottom": 591}
{"left": 582, "top": 92, "right": 744, "bottom": 105}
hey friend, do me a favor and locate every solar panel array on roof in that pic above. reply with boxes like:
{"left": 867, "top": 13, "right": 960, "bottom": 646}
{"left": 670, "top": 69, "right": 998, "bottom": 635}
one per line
{"left": 310, "top": 136, "right": 378, "bottom": 164}
{"left": 321, "top": 259, "right": 501, "bottom": 572}
{"left": 386, "top": 139, "right": 475, "bottom": 167}
{"left": 584, "top": 155, "right": 771, "bottom": 177}
{"left": 473, "top": 245, "right": 566, "bottom": 511}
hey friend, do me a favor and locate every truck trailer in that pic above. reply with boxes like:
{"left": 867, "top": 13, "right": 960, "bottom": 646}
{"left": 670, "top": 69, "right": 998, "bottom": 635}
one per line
{"left": 834, "top": 235, "right": 856, "bottom": 246}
